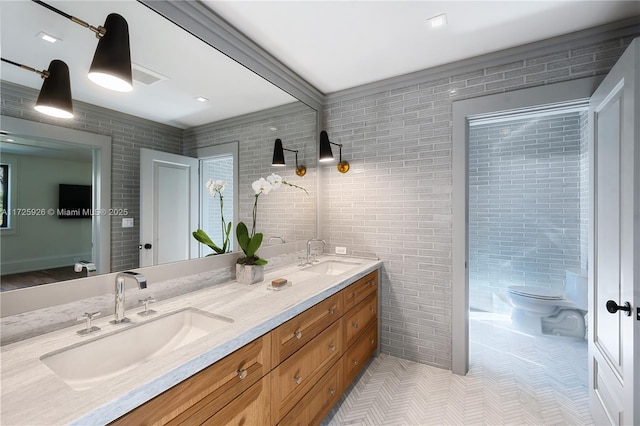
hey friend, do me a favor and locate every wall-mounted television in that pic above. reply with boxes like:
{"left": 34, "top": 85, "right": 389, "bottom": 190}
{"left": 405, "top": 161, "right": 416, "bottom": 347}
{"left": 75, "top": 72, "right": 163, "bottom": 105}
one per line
{"left": 58, "top": 184, "right": 92, "bottom": 219}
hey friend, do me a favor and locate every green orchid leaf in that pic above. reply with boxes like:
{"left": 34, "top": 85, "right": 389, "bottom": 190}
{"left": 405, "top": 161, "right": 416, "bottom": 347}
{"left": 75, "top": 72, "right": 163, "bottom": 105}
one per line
{"left": 236, "top": 222, "right": 250, "bottom": 254}
{"left": 254, "top": 258, "right": 268, "bottom": 266}
{"left": 246, "top": 232, "right": 263, "bottom": 257}
{"left": 192, "top": 229, "right": 223, "bottom": 254}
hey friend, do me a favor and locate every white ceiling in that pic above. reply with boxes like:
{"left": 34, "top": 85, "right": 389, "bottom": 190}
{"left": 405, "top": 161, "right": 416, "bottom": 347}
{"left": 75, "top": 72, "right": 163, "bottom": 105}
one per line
{"left": 205, "top": 0, "right": 640, "bottom": 94}
{"left": 0, "top": 0, "right": 296, "bottom": 129}
{"left": 1, "top": 1, "right": 638, "bottom": 129}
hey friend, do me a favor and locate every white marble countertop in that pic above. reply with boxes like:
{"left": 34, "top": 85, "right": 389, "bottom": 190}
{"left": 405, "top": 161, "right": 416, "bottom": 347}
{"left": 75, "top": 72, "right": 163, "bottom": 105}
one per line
{"left": 0, "top": 255, "right": 381, "bottom": 426}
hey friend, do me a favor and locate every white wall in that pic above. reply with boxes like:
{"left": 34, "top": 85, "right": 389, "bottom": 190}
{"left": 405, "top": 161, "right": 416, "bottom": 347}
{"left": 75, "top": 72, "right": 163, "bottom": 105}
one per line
{"left": 1, "top": 153, "right": 92, "bottom": 274}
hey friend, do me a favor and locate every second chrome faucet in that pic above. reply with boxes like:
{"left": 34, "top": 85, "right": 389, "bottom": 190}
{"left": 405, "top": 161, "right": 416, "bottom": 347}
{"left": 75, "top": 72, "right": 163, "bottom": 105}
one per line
{"left": 111, "top": 271, "right": 147, "bottom": 324}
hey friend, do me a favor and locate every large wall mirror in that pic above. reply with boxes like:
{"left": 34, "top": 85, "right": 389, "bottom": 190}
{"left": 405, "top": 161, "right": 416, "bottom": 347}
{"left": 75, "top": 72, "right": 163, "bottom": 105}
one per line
{"left": 0, "top": 0, "right": 318, "bottom": 292}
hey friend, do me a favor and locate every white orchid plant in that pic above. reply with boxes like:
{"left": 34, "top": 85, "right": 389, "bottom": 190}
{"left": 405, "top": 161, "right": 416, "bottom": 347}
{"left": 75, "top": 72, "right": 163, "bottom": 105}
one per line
{"left": 236, "top": 173, "right": 308, "bottom": 266}
{"left": 192, "top": 179, "right": 232, "bottom": 255}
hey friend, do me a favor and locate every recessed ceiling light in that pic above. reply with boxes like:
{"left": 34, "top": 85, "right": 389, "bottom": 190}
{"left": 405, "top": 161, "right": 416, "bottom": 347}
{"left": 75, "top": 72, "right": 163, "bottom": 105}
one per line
{"left": 37, "top": 31, "right": 61, "bottom": 43}
{"left": 6, "top": 138, "right": 15, "bottom": 142}
{"left": 195, "top": 96, "right": 209, "bottom": 103}
{"left": 270, "top": 127, "right": 277, "bottom": 131}
{"left": 427, "top": 14, "right": 447, "bottom": 29}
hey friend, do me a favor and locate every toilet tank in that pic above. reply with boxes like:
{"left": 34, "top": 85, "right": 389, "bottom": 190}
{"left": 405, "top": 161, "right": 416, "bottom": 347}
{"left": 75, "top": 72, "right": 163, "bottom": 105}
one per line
{"left": 566, "top": 268, "right": 588, "bottom": 311}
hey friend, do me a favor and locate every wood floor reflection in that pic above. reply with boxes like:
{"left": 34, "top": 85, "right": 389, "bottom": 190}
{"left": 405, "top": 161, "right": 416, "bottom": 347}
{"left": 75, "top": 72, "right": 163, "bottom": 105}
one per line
{"left": 1, "top": 266, "right": 82, "bottom": 291}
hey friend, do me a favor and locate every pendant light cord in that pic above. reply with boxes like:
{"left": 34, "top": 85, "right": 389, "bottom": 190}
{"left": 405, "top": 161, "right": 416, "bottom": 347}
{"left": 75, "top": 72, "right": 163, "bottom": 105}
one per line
{"left": 31, "top": 0, "right": 71, "bottom": 20}
{"left": 30, "top": 0, "right": 105, "bottom": 37}
{"left": 1, "top": 57, "right": 48, "bottom": 78}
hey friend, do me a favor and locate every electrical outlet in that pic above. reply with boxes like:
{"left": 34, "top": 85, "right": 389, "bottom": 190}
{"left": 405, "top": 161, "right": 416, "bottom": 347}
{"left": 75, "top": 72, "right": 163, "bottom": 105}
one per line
{"left": 122, "top": 218, "right": 134, "bottom": 228}
{"left": 335, "top": 246, "right": 347, "bottom": 255}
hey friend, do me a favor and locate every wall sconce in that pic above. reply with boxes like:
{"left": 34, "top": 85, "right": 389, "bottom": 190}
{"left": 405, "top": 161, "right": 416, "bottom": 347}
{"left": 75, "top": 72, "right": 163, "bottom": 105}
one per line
{"left": 319, "top": 131, "right": 349, "bottom": 173}
{"left": 272, "top": 138, "right": 306, "bottom": 176}
{"left": 1, "top": 58, "right": 73, "bottom": 119}
{"left": 33, "top": 0, "right": 132, "bottom": 92}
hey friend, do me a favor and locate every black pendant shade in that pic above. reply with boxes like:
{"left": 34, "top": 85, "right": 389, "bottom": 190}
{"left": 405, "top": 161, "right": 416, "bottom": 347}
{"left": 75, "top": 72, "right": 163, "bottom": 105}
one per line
{"left": 34, "top": 60, "right": 74, "bottom": 119}
{"left": 88, "top": 13, "right": 132, "bottom": 92}
{"left": 319, "top": 130, "right": 334, "bottom": 161}
{"left": 272, "top": 138, "right": 286, "bottom": 166}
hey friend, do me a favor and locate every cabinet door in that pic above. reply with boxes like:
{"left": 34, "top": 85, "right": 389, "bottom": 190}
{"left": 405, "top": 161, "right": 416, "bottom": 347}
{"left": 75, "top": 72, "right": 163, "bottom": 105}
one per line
{"left": 278, "top": 359, "right": 343, "bottom": 426}
{"left": 343, "top": 321, "right": 378, "bottom": 385}
{"left": 343, "top": 291, "right": 378, "bottom": 350}
{"left": 271, "top": 320, "right": 343, "bottom": 424}
{"left": 112, "top": 334, "right": 271, "bottom": 426}
{"left": 343, "top": 270, "right": 378, "bottom": 312}
{"left": 272, "top": 292, "right": 342, "bottom": 365}
{"left": 202, "top": 375, "right": 270, "bottom": 426}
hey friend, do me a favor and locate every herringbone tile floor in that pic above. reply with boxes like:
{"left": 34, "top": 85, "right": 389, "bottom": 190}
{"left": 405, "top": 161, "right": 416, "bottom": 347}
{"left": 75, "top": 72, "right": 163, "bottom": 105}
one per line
{"left": 325, "top": 312, "right": 591, "bottom": 426}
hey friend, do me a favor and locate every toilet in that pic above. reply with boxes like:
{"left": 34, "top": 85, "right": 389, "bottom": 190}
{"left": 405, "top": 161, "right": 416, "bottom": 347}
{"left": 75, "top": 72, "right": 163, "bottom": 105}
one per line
{"left": 507, "top": 268, "right": 588, "bottom": 338}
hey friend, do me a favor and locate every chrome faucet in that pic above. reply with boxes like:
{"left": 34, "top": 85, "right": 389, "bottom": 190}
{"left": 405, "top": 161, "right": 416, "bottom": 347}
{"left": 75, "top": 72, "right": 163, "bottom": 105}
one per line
{"left": 306, "top": 239, "right": 326, "bottom": 264}
{"left": 74, "top": 260, "right": 97, "bottom": 277}
{"left": 111, "top": 271, "right": 147, "bottom": 324}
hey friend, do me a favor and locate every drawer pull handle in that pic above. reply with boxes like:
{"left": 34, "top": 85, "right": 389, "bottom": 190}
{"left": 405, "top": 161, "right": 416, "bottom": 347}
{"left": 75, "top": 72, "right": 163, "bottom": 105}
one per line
{"left": 329, "top": 344, "right": 336, "bottom": 352}
{"left": 328, "top": 307, "right": 336, "bottom": 315}
{"left": 370, "top": 338, "right": 375, "bottom": 345}
{"left": 294, "top": 375, "right": 302, "bottom": 384}
{"left": 294, "top": 331, "right": 302, "bottom": 339}
{"left": 369, "top": 280, "right": 375, "bottom": 286}
{"left": 353, "top": 322, "right": 359, "bottom": 329}
{"left": 353, "top": 291, "right": 359, "bottom": 298}
{"left": 370, "top": 307, "right": 375, "bottom": 313}
{"left": 237, "top": 369, "right": 247, "bottom": 380}
{"left": 352, "top": 359, "right": 359, "bottom": 365}
{"left": 329, "top": 387, "right": 336, "bottom": 396}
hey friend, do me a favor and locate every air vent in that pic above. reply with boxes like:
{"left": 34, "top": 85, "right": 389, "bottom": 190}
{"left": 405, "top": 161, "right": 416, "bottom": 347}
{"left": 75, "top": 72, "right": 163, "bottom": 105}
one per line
{"left": 131, "top": 63, "right": 168, "bottom": 86}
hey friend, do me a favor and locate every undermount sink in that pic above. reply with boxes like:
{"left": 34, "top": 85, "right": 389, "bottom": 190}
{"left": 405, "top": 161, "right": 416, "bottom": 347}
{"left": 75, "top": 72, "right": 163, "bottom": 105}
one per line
{"left": 303, "top": 259, "right": 362, "bottom": 276}
{"left": 40, "top": 308, "right": 233, "bottom": 391}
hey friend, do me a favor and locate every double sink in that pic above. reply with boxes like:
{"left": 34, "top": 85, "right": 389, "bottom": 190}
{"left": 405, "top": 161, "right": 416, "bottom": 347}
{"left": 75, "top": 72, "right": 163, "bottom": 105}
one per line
{"left": 39, "top": 258, "right": 363, "bottom": 391}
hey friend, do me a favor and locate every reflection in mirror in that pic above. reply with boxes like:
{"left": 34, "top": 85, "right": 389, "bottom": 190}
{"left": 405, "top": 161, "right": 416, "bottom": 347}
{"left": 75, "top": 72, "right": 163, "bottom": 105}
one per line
{"left": 0, "top": 116, "right": 112, "bottom": 291}
{"left": 0, "top": 0, "right": 317, "bottom": 292}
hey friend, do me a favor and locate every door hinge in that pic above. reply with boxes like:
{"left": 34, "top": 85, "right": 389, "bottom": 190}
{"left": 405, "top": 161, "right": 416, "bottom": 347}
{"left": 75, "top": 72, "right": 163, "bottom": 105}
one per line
{"left": 637, "top": 307, "right": 640, "bottom": 321}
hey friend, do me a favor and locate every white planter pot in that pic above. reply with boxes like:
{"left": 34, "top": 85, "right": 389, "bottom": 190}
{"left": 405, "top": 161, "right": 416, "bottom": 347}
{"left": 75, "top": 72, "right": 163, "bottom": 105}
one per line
{"left": 235, "top": 264, "right": 264, "bottom": 285}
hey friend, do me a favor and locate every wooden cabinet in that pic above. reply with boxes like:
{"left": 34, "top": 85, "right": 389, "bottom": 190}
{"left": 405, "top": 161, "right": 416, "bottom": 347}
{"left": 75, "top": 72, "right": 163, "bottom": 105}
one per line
{"left": 200, "top": 375, "right": 270, "bottom": 426}
{"left": 278, "top": 359, "right": 343, "bottom": 426}
{"left": 343, "top": 270, "right": 378, "bottom": 312}
{"left": 271, "top": 291, "right": 342, "bottom": 365}
{"left": 111, "top": 334, "right": 271, "bottom": 426}
{"left": 343, "top": 291, "right": 378, "bottom": 349}
{"left": 270, "top": 320, "right": 343, "bottom": 424}
{"left": 343, "top": 321, "right": 378, "bottom": 384}
{"left": 114, "top": 268, "right": 379, "bottom": 426}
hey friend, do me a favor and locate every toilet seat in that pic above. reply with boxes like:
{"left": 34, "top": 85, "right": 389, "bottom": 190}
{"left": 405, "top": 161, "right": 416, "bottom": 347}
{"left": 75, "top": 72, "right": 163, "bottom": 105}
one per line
{"left": 507, "top": 286, "right": 565, "bottom": 300}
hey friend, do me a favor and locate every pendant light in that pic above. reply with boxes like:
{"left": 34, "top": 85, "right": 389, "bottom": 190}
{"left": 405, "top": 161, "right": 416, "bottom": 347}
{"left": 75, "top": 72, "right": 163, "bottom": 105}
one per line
{"left": 1, "top": 58, "right": 73, "bottom": 119}
{"left": 272, "top": 138, "right": 306, "bottom": 176}
{"left": 31, "top": 0, "right": 132, "bottom": 92}
{"left": 88, "top": 13, "right": 132, "bottom": 92}
{"left": 319, "top": 131, "right": 349, "bottom": 173}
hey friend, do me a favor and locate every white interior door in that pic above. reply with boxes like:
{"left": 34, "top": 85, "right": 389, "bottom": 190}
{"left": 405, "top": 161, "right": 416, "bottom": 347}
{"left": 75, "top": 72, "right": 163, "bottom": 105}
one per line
{"left": 588, "top": 38, "right": 639, "bottom": 426}
{"left": 140, "top": 148, "right": 199, "bottom": 267}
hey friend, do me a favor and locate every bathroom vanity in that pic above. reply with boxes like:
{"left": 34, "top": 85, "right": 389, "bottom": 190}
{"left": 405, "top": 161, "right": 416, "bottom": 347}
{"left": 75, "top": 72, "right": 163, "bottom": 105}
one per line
{"left": 0, "top": 255, "right": 381, "bottom": 425}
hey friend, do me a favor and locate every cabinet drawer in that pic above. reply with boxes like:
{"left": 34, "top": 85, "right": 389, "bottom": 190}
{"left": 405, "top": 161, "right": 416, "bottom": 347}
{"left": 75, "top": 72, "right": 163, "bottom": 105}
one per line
{"left": 271, "top": 320, "right": 342, "bottom": 424}
{"left": 112, "top": 334, "right": 271, "bottom": 426}
{"left": 343, "top": 291, "right": 378, "bottom": 350}
{"left": 278, "top": 358, "right": 343, "bottom": 426}
{"left": 343, "top": 320, "right": 377, "bottom": 385}
{"left": 201, "top": 375, "right": 270, "bottom": 426}
{"left": 272, "top": 291, "right": 342, "bottom": 365}
{"left": 343, "top": 270, "right": 378, "bottom": 312}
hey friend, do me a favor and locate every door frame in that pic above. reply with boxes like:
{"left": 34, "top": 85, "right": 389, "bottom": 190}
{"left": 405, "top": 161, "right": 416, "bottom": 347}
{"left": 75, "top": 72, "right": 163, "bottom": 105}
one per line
{"left": 451, "top": 77, "right": 600, "bottom": 375}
